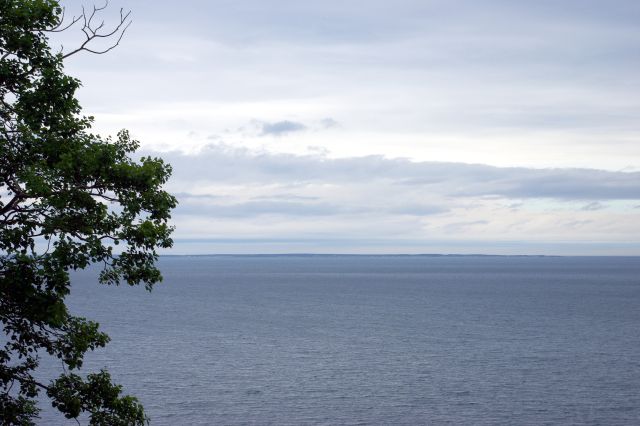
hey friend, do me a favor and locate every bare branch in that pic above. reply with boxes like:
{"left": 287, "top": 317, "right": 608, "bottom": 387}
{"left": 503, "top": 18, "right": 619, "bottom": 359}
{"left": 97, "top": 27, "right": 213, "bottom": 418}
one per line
{"left": 46, "top": 6, "right": 82, "bottom": 33}
{"left": 60, "top": 2, "right": 132, "bottom": 59}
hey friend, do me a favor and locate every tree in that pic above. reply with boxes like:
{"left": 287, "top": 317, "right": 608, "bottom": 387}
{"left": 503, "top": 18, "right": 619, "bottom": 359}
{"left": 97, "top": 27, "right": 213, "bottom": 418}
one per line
{"left": 0, "top": 1, "right": 177, "bottom": 424}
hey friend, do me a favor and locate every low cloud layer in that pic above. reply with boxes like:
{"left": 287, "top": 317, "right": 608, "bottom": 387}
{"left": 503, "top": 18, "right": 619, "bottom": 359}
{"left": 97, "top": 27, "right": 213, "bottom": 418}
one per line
{"left": 140, "top": 145, "right": 640, "bottom": 254}
{"left": 156, "top": 144, "right": 640, "bottom": 201}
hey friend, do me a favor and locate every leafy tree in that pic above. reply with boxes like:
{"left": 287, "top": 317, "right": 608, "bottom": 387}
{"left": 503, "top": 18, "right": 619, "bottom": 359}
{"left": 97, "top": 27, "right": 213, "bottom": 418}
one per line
{"left": 0, "top": 1, "right": 177, "bottom": 424}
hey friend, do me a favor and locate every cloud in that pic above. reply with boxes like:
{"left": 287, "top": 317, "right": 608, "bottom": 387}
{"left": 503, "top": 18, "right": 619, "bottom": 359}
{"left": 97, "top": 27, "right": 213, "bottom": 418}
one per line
{"left": 175, "top": 194, "right": 447, "bottom": 218}
{"left": 319, "top": 117, "right": 340, "bottom": 128}
{"left": 251, "top": 194, "right": 319, "bottom": 201}
{"left": 176, "top": 200, "right": 349, "bottom": 218}
{"left": 154, "top": 144, "right": 640, "bottom": 201}
{"left": 64, "top": 0, "right": 640, "bottom": 174}
{"left": 146, "top": 145, "right": 640, "bottom": 254}
{"left": 260, "top": 120, "right": 307, "bottom": 136}
{"left": 443, "top": 220, "right": 489, "bottom": 234}
{"left": 174, "top": 192, "right": 220, "bottom": 200}
{"left": 137, "top": 144, "right": 640, "bottom": 254}
{"left": 581, "top": 201, "right": 606, "bottom": 211}
{"left": 388, "top": 204, "right": 449, "bottom": 216}
{"left": 506, "top": 202, "right": 523, "bottom": 211}
{"left": 564, "top": 220, "right": 594, "bottom": 229}
{"left": 51, "top": 0, "right": 640, "bottom": 254}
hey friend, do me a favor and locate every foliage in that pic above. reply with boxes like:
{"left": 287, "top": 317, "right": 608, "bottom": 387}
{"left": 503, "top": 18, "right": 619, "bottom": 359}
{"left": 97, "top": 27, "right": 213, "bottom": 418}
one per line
{"left": 0, "top": 0, "right": 176, "bottom": 423}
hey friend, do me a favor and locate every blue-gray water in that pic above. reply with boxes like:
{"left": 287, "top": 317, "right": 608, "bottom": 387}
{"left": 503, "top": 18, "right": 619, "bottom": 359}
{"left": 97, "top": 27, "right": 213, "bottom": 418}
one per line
{"left": 38, "top": 255, "right": 640, "bottom": 425}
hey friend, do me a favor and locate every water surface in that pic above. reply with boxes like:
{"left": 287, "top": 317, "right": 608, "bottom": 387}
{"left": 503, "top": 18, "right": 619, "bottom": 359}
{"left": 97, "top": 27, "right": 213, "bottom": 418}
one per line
{"left": 39, "top": 255, "right": 640, "bottom": 425}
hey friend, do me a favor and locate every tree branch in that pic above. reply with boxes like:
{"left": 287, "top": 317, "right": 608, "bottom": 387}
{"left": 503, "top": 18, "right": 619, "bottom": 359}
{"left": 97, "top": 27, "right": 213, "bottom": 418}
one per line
{"left": 61, "top": 2, "right": 132, "bottom": 59}
{"left": 45, "top": 7, "right": 82, "bottom": 33}
{"left": 0, "top": 194, "right": 26, "bottom": 216}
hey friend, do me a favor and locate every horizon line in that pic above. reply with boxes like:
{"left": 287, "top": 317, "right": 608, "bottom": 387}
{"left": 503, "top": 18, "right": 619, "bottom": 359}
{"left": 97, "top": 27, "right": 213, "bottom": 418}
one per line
{"left": 157, "top": 253, "right": 640, "bottom": 258}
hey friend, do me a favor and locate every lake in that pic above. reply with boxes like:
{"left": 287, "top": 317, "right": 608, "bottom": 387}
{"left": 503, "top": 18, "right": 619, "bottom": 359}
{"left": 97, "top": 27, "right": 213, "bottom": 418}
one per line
{"left": 38, "top": 255, "right": 640, "bottom": 425}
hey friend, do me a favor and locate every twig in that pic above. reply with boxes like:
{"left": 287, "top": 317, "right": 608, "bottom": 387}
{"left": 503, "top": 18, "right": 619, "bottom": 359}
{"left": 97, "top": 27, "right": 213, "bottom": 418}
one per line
{"left": 60, "top": 2, "right": 132, "bottom": 59}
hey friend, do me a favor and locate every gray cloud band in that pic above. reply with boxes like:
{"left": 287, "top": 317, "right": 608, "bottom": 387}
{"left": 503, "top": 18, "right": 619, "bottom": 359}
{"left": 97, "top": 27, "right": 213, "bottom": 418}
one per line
{"left": 152, "top": 144, "right": 640, "bottom": 201}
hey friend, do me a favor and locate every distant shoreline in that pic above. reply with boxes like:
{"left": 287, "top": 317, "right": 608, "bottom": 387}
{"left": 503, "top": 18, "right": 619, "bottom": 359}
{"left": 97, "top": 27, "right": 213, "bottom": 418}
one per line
{"left": 157, "top": 253, "right": 640, "bottom": 258}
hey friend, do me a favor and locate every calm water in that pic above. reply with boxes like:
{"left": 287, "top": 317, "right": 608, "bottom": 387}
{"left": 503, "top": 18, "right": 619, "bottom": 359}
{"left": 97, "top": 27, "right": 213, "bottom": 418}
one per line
{"left": 37, "top": 255, "right": 640, "bottom": 425}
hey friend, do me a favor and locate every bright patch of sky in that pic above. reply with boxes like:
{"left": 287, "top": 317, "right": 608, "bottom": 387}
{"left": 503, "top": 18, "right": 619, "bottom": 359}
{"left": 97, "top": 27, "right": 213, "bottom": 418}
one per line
{"left": 55, "top": 0, "right": 640, "bottom": 254}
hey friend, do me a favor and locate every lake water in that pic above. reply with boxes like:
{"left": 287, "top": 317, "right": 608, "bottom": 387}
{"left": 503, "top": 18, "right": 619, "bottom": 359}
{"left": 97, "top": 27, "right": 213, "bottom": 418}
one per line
{"left": 37, "top": 255, "right": 640, "bottom": 425}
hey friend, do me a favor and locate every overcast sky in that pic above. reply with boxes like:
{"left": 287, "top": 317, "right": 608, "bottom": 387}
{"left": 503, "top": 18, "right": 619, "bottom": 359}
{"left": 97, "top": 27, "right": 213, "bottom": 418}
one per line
{"left": 55, "top": 0, "right": 640, "bottom": 254}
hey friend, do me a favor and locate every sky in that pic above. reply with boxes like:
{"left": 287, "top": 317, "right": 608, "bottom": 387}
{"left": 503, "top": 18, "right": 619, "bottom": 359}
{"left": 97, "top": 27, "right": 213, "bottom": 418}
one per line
{"left": 54, "top": 0, "right": 640, "bottom": 255}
